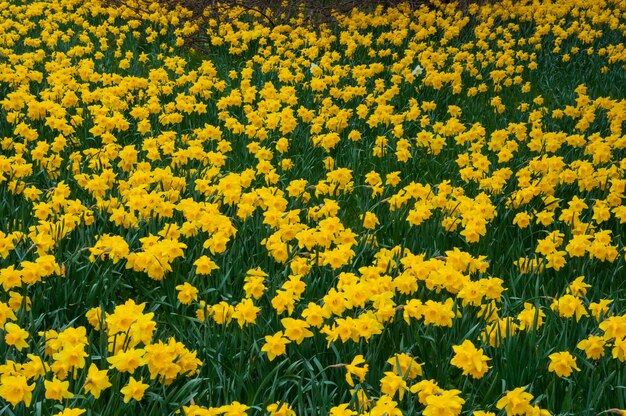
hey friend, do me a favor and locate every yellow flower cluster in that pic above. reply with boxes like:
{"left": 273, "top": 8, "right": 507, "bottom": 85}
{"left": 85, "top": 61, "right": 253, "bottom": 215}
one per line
{"left": 0, "top": 0, "right": 625, "bottom": 413}
{"left": 0, "top": 299, "right": 200, "bottom": 409}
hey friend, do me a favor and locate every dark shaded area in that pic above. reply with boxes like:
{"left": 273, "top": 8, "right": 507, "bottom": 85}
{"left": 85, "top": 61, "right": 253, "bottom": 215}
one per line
{"left": 104, "top": 0, "right": 495, "bottom": 52}
{"left": 132, "top": 0, "right": 455, "bottom": 25}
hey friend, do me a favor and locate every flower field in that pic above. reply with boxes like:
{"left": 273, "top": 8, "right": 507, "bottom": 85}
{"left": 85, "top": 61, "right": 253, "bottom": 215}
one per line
{"left": 1, "top": 0, "right": 626, "bottom": 414}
